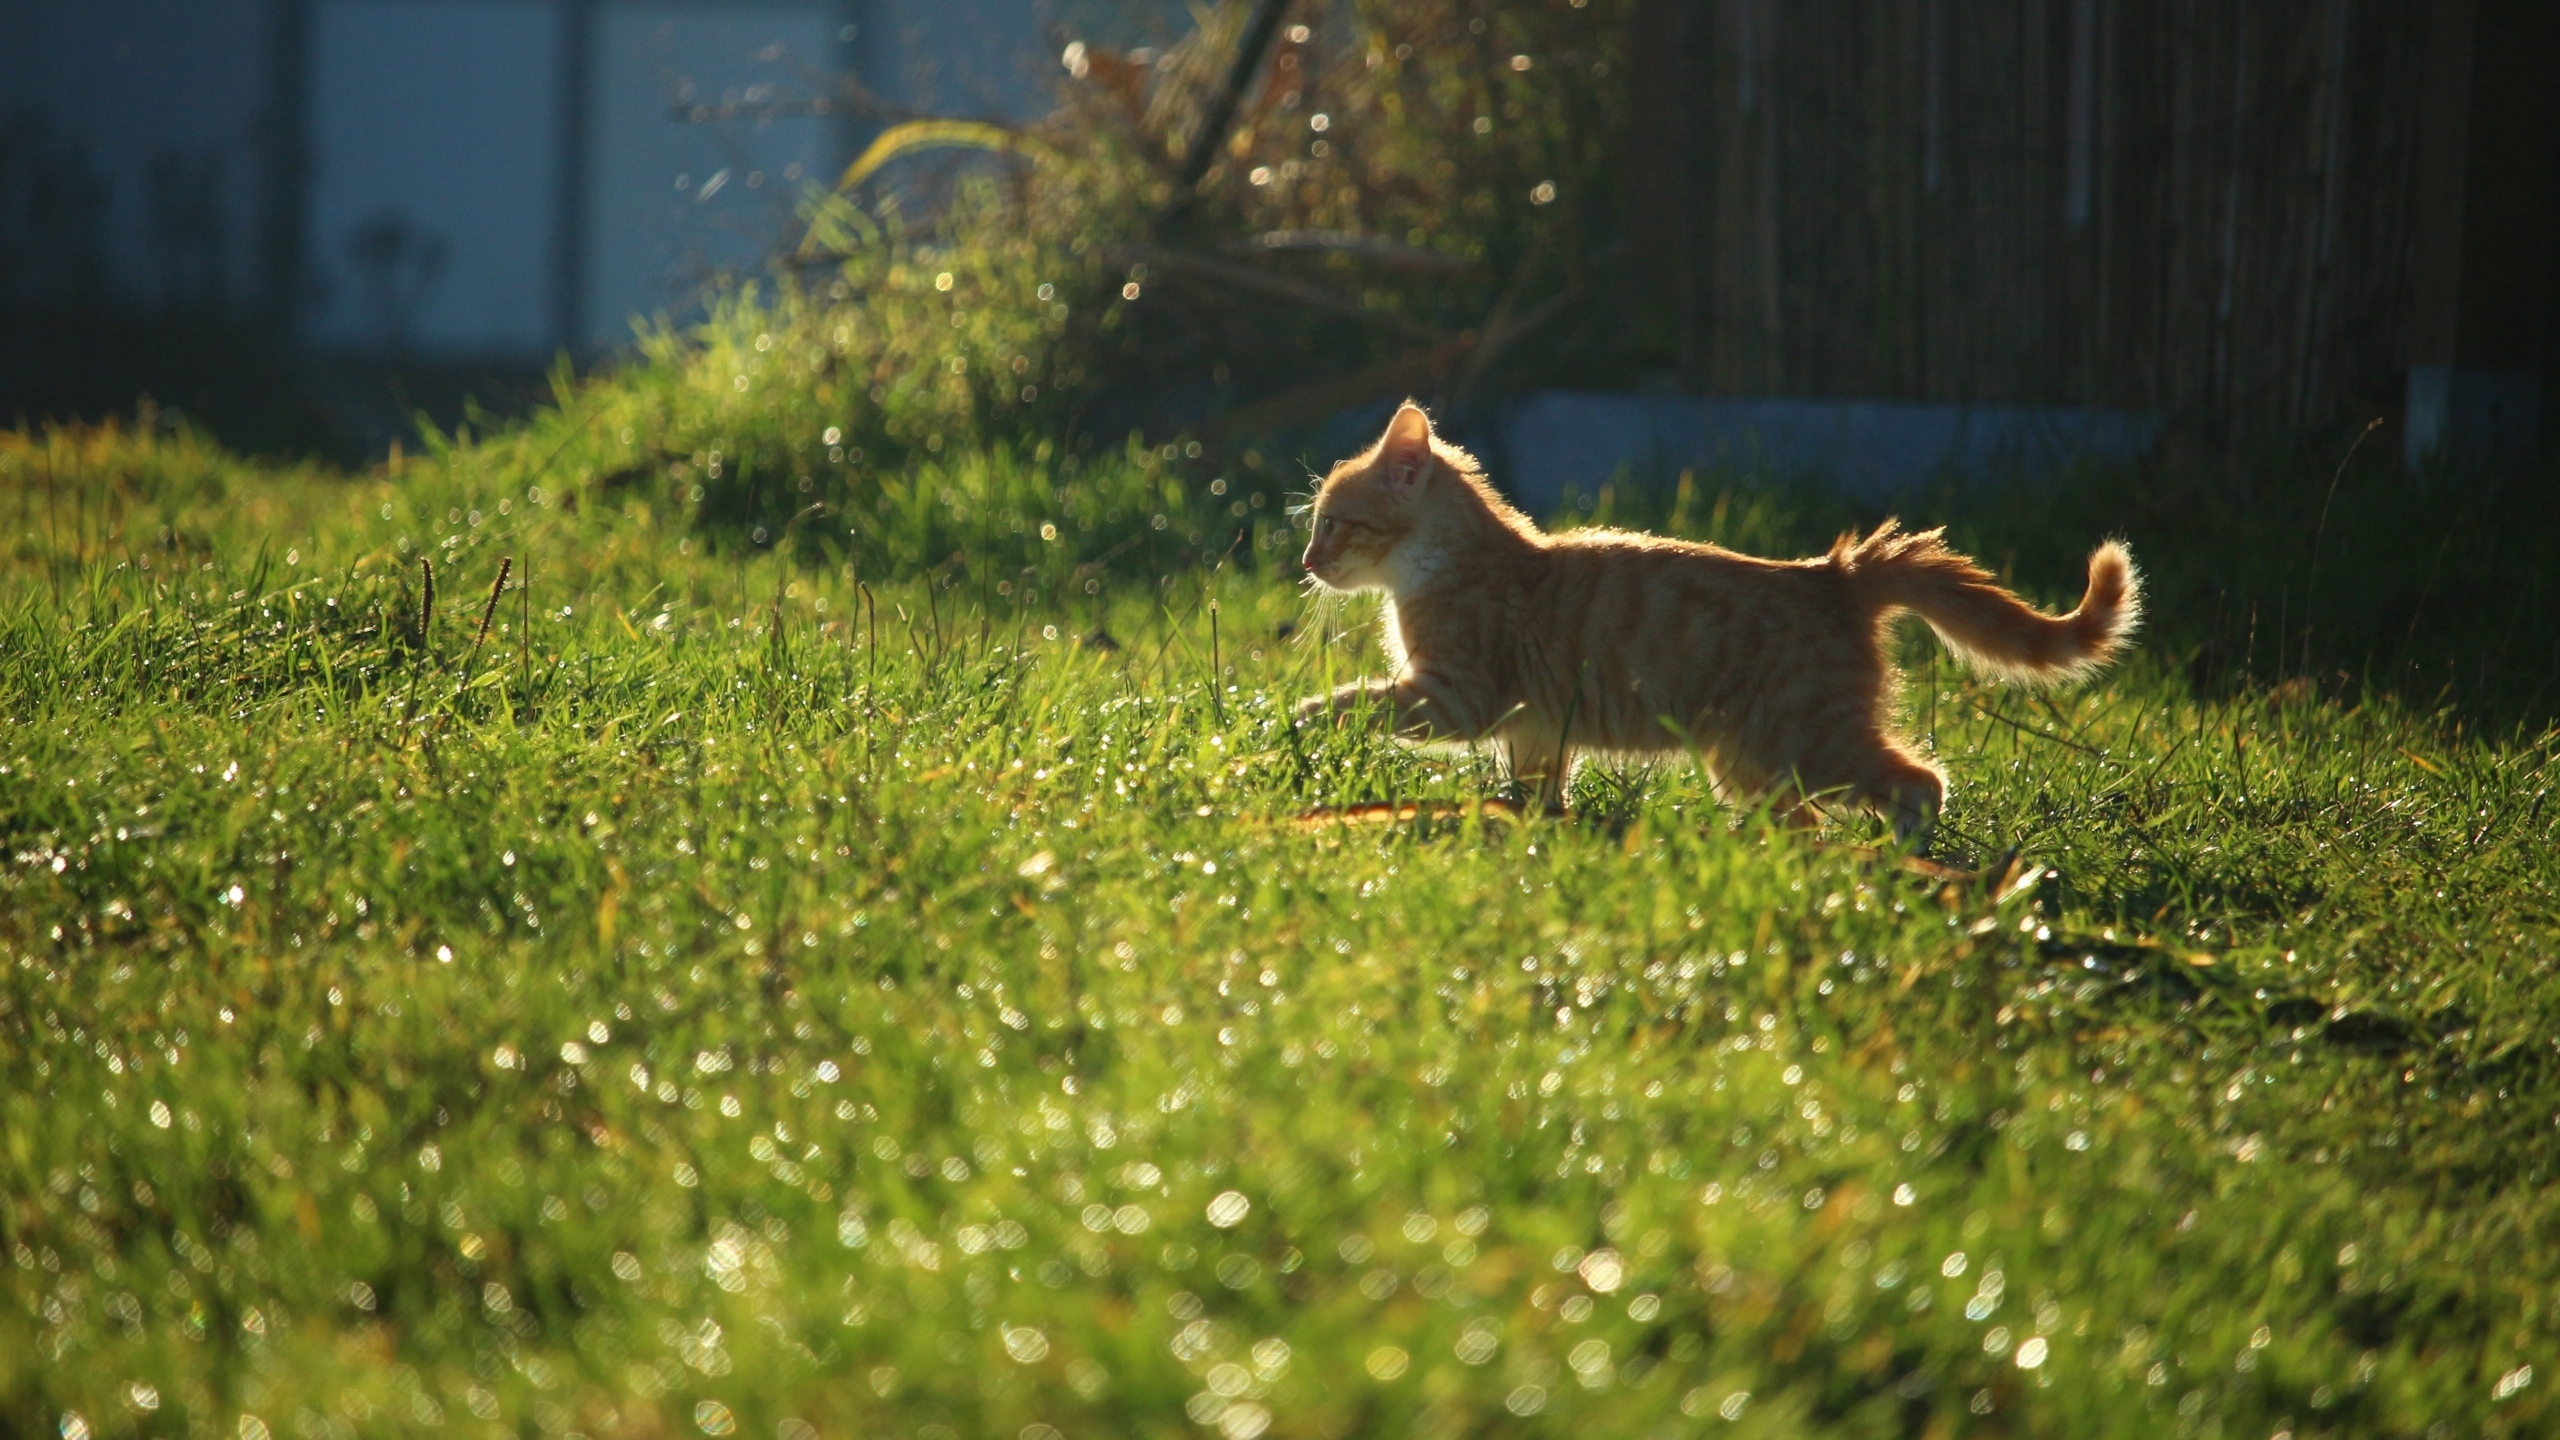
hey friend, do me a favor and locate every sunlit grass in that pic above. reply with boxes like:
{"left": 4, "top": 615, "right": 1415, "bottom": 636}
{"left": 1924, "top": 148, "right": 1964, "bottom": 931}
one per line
{"left": 4, "top": 421, "right": 2558, "bottom": 1440}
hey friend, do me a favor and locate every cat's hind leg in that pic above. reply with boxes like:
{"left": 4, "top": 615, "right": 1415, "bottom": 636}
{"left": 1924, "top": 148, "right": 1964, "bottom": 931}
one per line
{"left": 1499, "top": 730, "right": 1576, "bottom": 816}
{"left": 1691, "top": 750, "right": 1820, "bottom": 830}
{"left": 1746, "top": 722, "right": 1945, "bottom": 847}
{"left": 1833, "top": 741, "right": 1946, "bottom": 849}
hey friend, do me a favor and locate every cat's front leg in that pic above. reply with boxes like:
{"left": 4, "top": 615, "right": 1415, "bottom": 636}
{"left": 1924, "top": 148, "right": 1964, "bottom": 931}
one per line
{"left": 1294, "top": 679, "right": 1386, "bottom": 726}
{"left": 1294, "top": 674, "right": 1477, "bottom": 740}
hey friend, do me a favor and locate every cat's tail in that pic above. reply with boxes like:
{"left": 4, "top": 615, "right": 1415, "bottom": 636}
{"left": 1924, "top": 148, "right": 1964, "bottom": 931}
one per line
{"left": 1836, "top": 520, "right": 2141, "bottom": 684}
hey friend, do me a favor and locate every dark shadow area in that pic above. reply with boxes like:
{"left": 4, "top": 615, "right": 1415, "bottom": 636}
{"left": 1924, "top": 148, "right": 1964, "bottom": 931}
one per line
{"left": 0, "top": 107, "right": 553, "bottom": 462}
{"left": 0, "top": 303, "right": 553, "bottom": 463}
{"left": 1930, "top": 430, "right": 2560, "bottom": 734}
{"left": 0, "top": 304, "right": 333, "bottom": 457}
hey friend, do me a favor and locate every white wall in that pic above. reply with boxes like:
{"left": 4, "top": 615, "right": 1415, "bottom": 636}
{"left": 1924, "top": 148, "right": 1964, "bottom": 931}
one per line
{"left": 2, "top": 0, "right": 1175, "bottom": 354}
{"left": 865, "top": 0, "right": 1062, "bottom": 123}
{"left": 581, "top": 4, "right": 836, "bottom": 350}
{"left": 307, "top": 0, "right": 562, "bottom": 355}
{"left": 1, "top": 0, "right": 276, "bottom": 310}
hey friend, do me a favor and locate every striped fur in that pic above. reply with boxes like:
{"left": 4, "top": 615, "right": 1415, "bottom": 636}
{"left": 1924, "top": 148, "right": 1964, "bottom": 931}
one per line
{"left": 1296, "top": 403, "right": 2142, "bottom": 842}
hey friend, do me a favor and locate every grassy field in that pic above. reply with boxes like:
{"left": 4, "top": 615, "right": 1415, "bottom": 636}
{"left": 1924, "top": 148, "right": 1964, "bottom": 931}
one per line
{"left": 3, "top": 416, "right": 2557, "bottom": 1440}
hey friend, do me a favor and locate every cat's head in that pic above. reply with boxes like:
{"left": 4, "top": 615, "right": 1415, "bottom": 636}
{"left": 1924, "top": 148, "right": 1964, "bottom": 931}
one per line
{"left": 1302, "top": 401, "right": 1450, "bottom": 591}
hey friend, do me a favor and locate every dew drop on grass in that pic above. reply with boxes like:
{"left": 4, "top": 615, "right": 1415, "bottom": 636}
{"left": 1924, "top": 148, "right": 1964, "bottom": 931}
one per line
{"left": 1569, "top": 1339, "right": 1611, "bottom": 1384}
{"left": 1577, "top": 1248, "right": 1624, "bottom": 1293}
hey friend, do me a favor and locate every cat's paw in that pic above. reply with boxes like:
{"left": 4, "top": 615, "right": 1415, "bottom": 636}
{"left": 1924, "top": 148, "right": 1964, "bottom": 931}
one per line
{"left": 1292, "top": 694, "right": 1335, "bottom": 725}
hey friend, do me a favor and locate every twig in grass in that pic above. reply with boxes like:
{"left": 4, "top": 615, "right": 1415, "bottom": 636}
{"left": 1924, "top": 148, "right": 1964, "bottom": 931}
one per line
{"left": 517, "top": 557, "right": 533, "bottom": 721}
{"left": 418, "top": 555, "right": 436, "bottom": 651}
{"left": 1966, "top": 694, "right": 2105, "bottom": 757}
{"left": 2231, "top": 720, "right": 2252, "bottom": 805}
{"left": 433, "top": 557, "right": 512, "bottom": 736}
{"left": 768, "top": 502, "right": 827, "bottom": 619}
{"left": 2030, "top": 688, "right": 2106, "bottom": 752}
{"left": 896, "top": 601, "right": 929, "bottom": 665}
{"left": 399, "top": 556, "right": 437, "bottom": 737}
{"left": 467, "top": 558, "right": 510, "bottom": 668}
{"left": 518, "top": 400, "right": 606, "bottom": 498}
{"left": 859, "top": 581, "right": 878, "bottom": 691}
{"left": 1150, "top": 592, "right": 1191, "bottom": 675}
{"left": 2129, "top": 722, "right": 2196, "bottom": 799}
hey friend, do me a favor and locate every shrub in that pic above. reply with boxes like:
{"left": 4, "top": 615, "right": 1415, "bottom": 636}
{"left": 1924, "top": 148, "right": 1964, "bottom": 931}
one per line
{"left": 461, "top": 0, "right": 1634, "bottom": 576}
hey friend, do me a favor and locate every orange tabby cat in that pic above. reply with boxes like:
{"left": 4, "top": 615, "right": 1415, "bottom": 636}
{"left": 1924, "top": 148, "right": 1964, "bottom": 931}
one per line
{"left": 1296, "top": 402, "right": 2140, "bottom": 842}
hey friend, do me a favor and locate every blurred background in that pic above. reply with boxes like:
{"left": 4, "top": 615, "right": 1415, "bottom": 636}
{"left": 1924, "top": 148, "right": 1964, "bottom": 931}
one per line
{"left": 4, "top": 0, "right": 2555, "bottom": 487}
{"left": 2, "top": 0, "right": 1182, "bottom": 452}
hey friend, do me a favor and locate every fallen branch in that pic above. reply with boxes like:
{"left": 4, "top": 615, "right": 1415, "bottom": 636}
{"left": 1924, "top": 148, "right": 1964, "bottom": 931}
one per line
{"left": 1231, "top": 230, "right": 1477, "bottom": 273}
{"left": 1108, "top": 244, "right": 1447, "bottom": 341}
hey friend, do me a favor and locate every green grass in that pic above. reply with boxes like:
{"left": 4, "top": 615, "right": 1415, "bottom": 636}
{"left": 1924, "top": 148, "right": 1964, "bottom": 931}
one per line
{"left": 4, "top": 418, "right": 2558, "bottom": 1440}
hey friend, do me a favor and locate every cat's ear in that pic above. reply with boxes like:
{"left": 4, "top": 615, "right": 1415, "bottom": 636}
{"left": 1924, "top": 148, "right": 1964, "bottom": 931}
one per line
{"left": 1377, "top": 401, "right": 1435, "bottom": 488}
